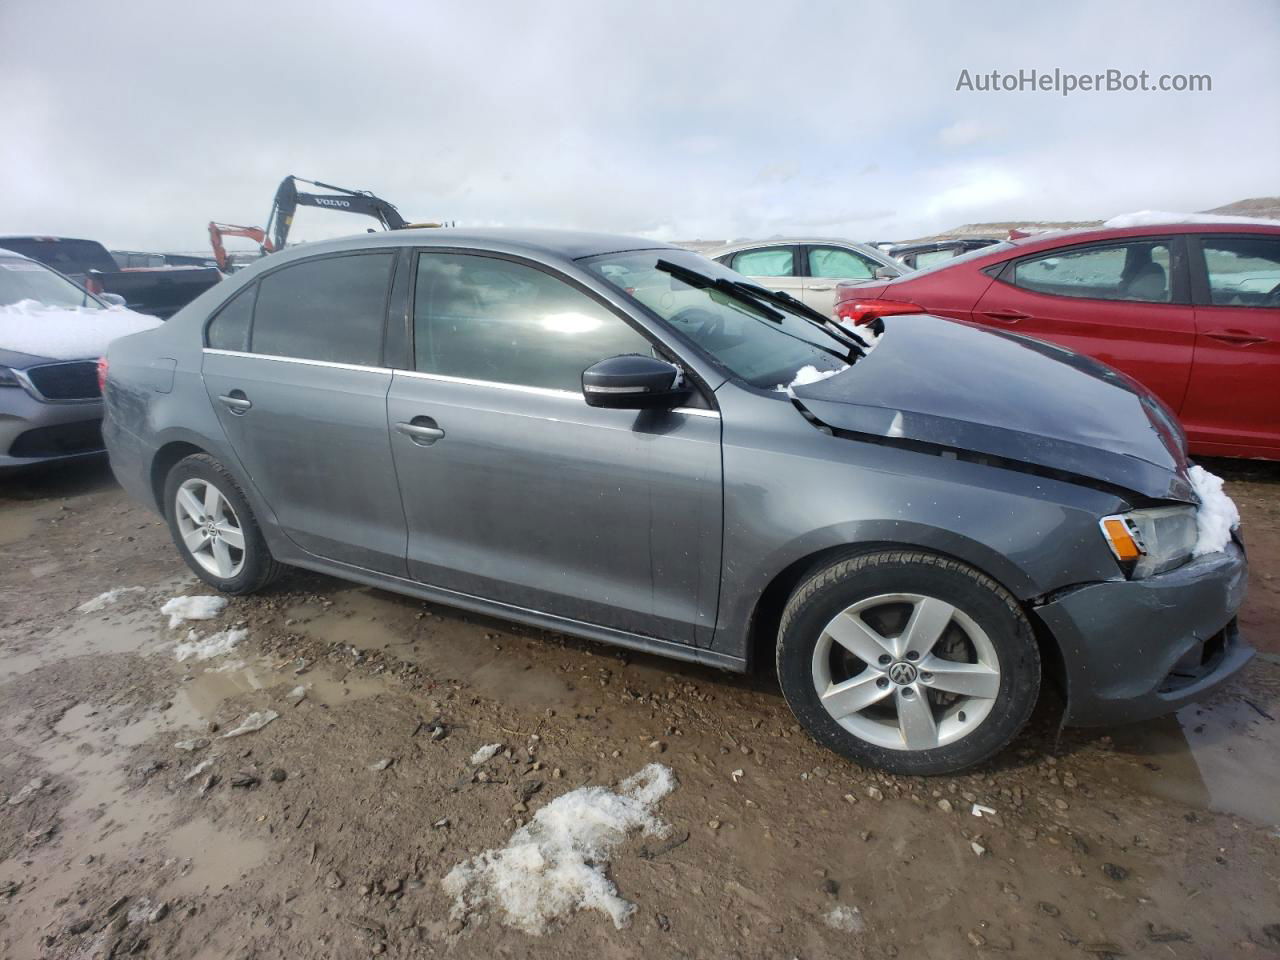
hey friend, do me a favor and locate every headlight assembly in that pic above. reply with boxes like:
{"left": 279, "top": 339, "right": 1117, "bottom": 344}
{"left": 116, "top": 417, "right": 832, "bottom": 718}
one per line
{"left": 1099, "top": 506, "right": 1197, "bottom": 579}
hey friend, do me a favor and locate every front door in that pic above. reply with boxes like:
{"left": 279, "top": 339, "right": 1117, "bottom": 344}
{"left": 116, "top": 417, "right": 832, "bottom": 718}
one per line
{"left": 802, "top": 244, "right": 883, "bottom": 316}
{"left": 387, "top": 251, "right": 722, "bottom": 643}
{"left": 201, "top": 252, "right": 409, "bottom": 576}
{"left": 973, "top": 237, "right": 1197, "bottom": 414}
{"left": 1181, "top": 234, "right": 1280, "bottom": 454}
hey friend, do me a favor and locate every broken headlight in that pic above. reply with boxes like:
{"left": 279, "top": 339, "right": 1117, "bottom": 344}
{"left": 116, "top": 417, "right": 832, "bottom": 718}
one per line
{"left": 1099, "top": 506, "right": 1197, "bottom": 579}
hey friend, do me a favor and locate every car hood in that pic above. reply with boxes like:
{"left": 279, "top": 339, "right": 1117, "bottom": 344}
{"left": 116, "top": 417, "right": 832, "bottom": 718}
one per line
{"left": 0, "top": 345, "right": 54, "bottom": 368}
{"left": 792, "top": 315, "right": 1194, "bottom": 502}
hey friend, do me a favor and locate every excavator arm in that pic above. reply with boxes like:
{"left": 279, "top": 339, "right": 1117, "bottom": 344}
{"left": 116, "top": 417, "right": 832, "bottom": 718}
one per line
{"left": 208, "top": 222, "right": 273, "bottom": 273}
{"left": 265, "top": 176, "right": 409, "bottom": 252}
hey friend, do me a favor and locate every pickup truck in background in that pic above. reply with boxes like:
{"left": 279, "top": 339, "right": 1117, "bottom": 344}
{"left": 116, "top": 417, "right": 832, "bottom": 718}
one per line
{"left": 0, "top": 236, "right": 221, "bottom": 319}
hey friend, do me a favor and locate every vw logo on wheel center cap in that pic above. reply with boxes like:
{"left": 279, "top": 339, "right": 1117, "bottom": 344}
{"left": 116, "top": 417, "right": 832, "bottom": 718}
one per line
{"left": 888, "top": 661, "right": 918, "bottom": 685}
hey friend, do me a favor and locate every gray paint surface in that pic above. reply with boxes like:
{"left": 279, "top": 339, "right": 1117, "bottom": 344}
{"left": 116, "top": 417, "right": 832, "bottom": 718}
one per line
{"left": 101, "top": 227, "right": 1251, "bottom": 725}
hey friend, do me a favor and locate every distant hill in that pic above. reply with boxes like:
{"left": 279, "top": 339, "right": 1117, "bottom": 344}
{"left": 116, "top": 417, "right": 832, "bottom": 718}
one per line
{"left": 1202, "top": 196, "right": 1280, "bottom": 219}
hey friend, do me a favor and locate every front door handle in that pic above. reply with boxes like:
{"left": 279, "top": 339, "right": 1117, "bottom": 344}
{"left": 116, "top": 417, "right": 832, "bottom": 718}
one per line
{"left": 1206, "top": 330, "right": 1267, "bottom": 346}
{"left": 983, "top": 308, "right": 1029, "bottom": 323}
{"left": 396, "top": 417, "right": 445, "bottom": 446}
{"left": 808, "top": 284, "right": 834, "bottom": 292}
{"left": 218, "top": 391, "right": 252, "bottom": 415}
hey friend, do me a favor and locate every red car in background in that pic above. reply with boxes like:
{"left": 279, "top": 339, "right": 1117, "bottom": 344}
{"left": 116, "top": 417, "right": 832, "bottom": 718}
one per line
{"left": 833, "top": 222, "right": 1280, "bottom": 459}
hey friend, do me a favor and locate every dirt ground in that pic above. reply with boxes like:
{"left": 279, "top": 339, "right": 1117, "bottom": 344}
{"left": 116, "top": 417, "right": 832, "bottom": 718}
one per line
{"left": 1, "top": 458, "right": 1278, "bottom": 960}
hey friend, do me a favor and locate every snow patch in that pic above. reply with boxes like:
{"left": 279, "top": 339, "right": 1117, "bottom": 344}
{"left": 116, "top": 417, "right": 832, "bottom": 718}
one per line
{"left": 469, "top": 743, "right": 503, "bottom": 765}
{"left": 1105, "top": 210, "right": 1280, "bottom": 228}
{"left": 442, "top": 763, "right": 677, "bottom": 934}
{"left": 77, "top": 586, "right": 144, "bottom": 613}
{"left": 0, "top": 299, "right": 160, "bottom": 360}
{"left": 160, "top": 595, "right": 228, "bottom": 628}
{"left": 1188, "top": 465, "right": 1240, "bottom": 557}
{"left": 173, "top": 628, "right": 246, "bottom": 662}
{"left": 824, "top": 904, "right": 865, "bottom": 933}
{"left": 775, "top": 363, "right": 847, "bottom": 397}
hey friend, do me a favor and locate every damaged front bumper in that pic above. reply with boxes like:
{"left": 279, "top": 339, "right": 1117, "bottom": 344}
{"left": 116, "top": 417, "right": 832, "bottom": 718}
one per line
{"left": 1034, "top": 540, "right": 1251, "bottom": 727}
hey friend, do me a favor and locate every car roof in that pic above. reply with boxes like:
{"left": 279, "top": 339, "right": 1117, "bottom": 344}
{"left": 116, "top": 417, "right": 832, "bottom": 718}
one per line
{"left": 1005, "top": 220, "right": 1280, "bottom": 252}
{"left": 703, "top": 237, "right": 880, "bottom": 257}
{"left": 258, "top": 227, "right": 678, "bottom": 266}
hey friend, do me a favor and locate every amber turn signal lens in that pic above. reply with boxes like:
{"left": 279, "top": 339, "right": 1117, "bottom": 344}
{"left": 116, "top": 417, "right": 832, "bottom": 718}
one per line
{"left": 1101, "top": 517, "right": 1142, "bottom": 561}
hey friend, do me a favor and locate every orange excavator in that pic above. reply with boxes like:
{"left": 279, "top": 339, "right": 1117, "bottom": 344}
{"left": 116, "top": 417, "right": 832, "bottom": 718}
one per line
{"left": 208, "top": 222, "right": 273, "bottom": 273}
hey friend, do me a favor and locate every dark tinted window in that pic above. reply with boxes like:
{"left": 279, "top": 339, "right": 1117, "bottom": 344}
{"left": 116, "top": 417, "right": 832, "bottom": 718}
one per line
{"left": 1012, "top": 241, "right": 1172, "bottom": 303}
{"left": 251, "top": 253, "right": 392, "bottom": 364}
{"left": 413, "top": 253, "right": 652, "bottom": 391}
{"left": 1201, "top": 236, "right": 1280, "bottom": 307}
{"left": 206, "top": 283, "right": 255, "bottom": 351}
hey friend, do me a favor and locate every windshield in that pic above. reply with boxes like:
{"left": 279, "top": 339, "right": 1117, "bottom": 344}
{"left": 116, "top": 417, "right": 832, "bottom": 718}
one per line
{"left": 584, "top": 249, "right": 850, "bottom": 389}
{"left": 0, "top": 256, "right": 104, "bottom": 309}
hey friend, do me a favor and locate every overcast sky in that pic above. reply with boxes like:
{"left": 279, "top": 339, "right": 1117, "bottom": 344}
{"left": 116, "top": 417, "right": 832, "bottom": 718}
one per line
{"left": 2, "top": 0, "right": 1277, "bottom": 251}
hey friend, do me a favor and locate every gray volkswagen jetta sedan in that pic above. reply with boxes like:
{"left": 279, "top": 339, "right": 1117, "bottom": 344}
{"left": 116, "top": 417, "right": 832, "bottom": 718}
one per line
{"left": 101, "top": 229, "right": 1250, "bottom": 775}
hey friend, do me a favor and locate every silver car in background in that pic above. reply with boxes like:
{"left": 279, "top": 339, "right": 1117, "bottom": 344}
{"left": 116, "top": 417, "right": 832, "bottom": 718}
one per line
{"left": 0, "top": 250, "right": 116, "bottom": 469}
{"left": 704, "top": 238, "right": 907, "bottom": 316}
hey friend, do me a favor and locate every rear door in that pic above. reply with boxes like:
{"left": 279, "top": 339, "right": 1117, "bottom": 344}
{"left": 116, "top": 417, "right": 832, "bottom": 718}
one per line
{"left": 972, "top": 237, "right": 1197, "bottom": 413}
{"left": 1180, "top": 233, "right": 1280, "bottom": 455}
{"left": 386, "top": 250, "right": 722, "bottom": 643}
{"left": 201, "top": 251, "right": 409, "bottom": 575}
{"left": 725, "top": 244, "right": 805, "bottom": 302}
{"left": 802, "top": 244, "right": 883, "bottom": 316}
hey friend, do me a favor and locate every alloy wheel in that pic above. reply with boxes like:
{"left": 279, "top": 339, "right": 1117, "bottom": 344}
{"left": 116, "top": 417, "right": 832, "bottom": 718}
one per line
{"left": 174, "top": 477, "right": 246, "bottom": 579}
{"left": 810, "top": 592, "right": 1001, "bottom": 751}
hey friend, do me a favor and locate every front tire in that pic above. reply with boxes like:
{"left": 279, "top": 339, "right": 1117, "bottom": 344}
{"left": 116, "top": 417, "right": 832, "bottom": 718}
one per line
{"left": 777, "top": 550, "right": 1040, "bottom": 776}
{"left": 164, "top": 453, "right": 283, "bottom": 595}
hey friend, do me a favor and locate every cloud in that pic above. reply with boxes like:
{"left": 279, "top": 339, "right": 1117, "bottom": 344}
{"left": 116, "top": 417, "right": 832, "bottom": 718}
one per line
{"left": 0, "top": 0, "right": 1276, "bottom": 250}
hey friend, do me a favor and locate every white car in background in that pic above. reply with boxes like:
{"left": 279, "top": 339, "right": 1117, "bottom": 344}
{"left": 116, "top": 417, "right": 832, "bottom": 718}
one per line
{"left": 704, "top": 238, "right": 908, "bottom": 316}
{"left": 0, "top": 248, "right": 158, "bottom": 469}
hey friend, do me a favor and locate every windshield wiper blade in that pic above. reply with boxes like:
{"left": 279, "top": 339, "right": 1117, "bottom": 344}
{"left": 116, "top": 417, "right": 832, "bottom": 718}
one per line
{"left": 731, "top": 281, "right": 870, "bottom": 359}
{"left": 654, "top": 259, "right": 785, "bottom": 322}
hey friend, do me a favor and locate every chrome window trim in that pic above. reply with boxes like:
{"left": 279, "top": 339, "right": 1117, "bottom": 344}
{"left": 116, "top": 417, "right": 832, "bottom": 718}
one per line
{"left": 202, "top": 348, "right": 392, "bottom": 375}
{"left": 201, "top": 349, "right": 720, "bottom": 417}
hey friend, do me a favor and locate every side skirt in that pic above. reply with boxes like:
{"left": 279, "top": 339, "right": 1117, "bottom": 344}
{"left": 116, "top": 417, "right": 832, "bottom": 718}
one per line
{"left": 282, "top": 554, "right": 748, "bottom": 673}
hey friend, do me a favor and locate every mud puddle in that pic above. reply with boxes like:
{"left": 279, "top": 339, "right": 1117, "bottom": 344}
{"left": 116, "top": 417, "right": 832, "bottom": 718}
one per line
{"left": 1108, "top": 692, "right": 1280, "bottom": 825}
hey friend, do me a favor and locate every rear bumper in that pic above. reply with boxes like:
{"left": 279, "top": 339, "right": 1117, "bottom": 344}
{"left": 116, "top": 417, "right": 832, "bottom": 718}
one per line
{"left": 0, "top": 392, "right": 104, "bottom": 469}
{"left": 1035, "top": 540, "right": 1251, "bottom": 726}
{"left": 102, "top": 412, "right": 159, "bottom": 512}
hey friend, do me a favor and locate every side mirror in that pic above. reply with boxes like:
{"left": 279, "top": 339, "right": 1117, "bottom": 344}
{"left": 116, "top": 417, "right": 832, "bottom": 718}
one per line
{"left": 99, "top": 292, "right": 127, "bottom": 307}
{"left": 582, "top": 354, "right": 690, "bottom": 410}
{"left": 873, "top": 266, "right": 898, "bottom": 280}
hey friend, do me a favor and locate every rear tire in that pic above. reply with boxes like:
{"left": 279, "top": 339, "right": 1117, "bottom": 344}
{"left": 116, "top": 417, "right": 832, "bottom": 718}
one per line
{"left": 164, "top": 453, "right": 283, "bottom": 595}
{"left": 776, "top": 550, "right": 1040, "bottom": 775}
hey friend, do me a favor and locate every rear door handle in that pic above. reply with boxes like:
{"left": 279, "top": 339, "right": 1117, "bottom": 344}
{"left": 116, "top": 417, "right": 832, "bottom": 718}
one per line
{"left": 396, "top": 418, "right": 445, "bottom": 445}
{"left": 983, "top": 308, "right": 1029, "bottom": 323}
{"left": 218, "top": 391, "right": 252, "bottom": 415}
{"left": 1206, "top": 330, "right": 1267, "bottom": 346}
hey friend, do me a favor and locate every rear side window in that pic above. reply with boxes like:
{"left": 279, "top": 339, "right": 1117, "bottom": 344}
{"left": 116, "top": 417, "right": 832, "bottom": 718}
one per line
{"left": 1201, "top": 236, "right": 1280, "bottom": 306}
{"left": 732, "top": 247, "right": 795, "bottom": 277}
{"left": 250, "top": 253, "right": 393, "bottom": 365}
{"left": 412, "top": 253, "right": 652, "bottom": 392}
{"left": 807, "top": 246, "right": 875, "bottom": 280}
{"left": 206, "top": 284, "right": 256, "bottom": 351}
{"left": 1011, "top": 241, "right": 1173, "bottom": 303}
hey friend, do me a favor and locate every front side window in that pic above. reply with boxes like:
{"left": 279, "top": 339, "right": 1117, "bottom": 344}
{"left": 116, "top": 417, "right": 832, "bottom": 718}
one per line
{"left": 413, "top": 253, "right": 653, "bottom": 392}
{"left": 732, "top": 247, "right": 795, "bottom": 278}
{"left": 250, "top": 253, "right": 393, "bottom": 365}
{"left": 1012, "top": 241, "right": 1173, "bottom": 303}
{"left": 912, "top": 249, "right": 958, "bottom": 269}
{"left": 586, "top": 249, "right": 849, "bottom": 390}
{"left": 1201, "top": 236, "right": 1280, "bottom": 307}
{"left": 807, "top": 246, "right": 875, "bottom": 280}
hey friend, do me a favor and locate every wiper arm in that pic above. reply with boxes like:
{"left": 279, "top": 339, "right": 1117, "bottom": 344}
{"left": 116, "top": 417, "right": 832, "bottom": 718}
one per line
{"left": 654, "top": 259, "right": 785, "bottom": 322}
{"left": 730, "top": 281, "right": 870, "bottom": 359}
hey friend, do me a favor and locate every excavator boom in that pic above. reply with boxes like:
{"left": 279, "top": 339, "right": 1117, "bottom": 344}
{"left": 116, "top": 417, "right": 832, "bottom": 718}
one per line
{"left": 265, "top": 176, "right": 409, "bottom": 252}
{"left": 208, "top": 222, "right": 273, "bottom": 273}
